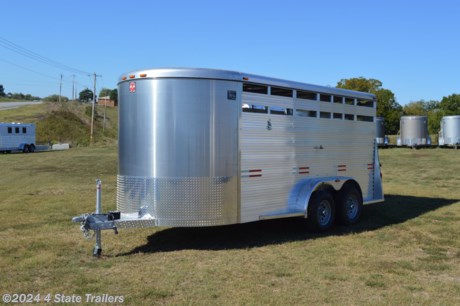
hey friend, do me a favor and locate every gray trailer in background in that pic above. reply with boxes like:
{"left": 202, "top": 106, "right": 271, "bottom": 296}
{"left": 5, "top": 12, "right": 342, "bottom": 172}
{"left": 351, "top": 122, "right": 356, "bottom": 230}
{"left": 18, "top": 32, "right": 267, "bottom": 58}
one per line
{"left": 72, "top": 68, "right": 384, "bottom": 256}
{"left": 439, "top": 115, "right": 460, "bottom": 148}
{"left": 0, "top": 122, "right": 36, "bottom": 153}
{"left": 397, "top": 116, "right": 431, "bottom": 147}
{"left": 376, "top": 117, "right": 389, "bottom": 147}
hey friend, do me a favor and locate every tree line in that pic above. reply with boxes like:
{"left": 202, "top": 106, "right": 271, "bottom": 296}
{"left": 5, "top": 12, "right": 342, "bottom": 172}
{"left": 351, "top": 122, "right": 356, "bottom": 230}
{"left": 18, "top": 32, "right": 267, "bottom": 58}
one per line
{"left": 42, "top": 87, "right": 118, "bottom": 104}
{"left": 0, "top": 84, "right": 40, "bottom": 101}
{"left": 337, "top": 78, "right": 460, "bottom": 135}
{"left": 1, "top": 83, "right": 118, "bottom": 104}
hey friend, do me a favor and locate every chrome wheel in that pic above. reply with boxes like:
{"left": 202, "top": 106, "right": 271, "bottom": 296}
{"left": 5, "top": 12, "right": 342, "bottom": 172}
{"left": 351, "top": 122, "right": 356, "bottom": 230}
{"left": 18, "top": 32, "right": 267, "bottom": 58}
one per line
{"left": 345, "top": 195, "right": 359, "bottom": 220}
{"left": 317, "top": 200, "right": 332, "bottom": 226}
{"left": 336, "top": 184, "right": 363, "bottom": 225}
{"left": 307, "top": 190, "right": 335, "bottom": 231}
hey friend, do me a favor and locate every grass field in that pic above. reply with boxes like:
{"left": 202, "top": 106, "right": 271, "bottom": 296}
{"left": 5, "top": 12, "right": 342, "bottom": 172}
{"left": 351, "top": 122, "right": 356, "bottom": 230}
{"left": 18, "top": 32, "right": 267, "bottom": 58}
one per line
{"left": 0, "top": 147, "right": 459, "bottom": 305}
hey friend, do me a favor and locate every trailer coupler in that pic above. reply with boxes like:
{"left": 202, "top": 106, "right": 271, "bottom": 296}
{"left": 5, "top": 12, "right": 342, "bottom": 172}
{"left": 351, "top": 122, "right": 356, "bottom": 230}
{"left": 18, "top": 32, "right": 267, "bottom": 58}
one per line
{"left": 72, "top": 213, "right": 119, "bottom": 236}
{"left": 72, "top": 180, "right": 119, "bottom": 257}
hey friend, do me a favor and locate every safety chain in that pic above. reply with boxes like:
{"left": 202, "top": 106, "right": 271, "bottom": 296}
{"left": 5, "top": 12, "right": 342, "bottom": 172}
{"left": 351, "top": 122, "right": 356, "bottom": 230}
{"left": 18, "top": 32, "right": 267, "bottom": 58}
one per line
{"left": 79, "top": 214, "right": 95, "bottom": 240}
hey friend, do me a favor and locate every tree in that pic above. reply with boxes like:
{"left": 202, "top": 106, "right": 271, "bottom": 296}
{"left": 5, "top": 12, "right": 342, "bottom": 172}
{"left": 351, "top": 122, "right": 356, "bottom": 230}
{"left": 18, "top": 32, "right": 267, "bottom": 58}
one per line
{"left": 0, "top": 84, "right": 5, "bottom": 97}
{"left": 99, "top": 88, "right": 112, "bottom": 98}
{"left": 43, "top": 94, "right": 69, "bottom": 102}
{"left": 109, "top": 89, "right": 118, "bottom": 104}
{"left": 336, "top": 77, "right": 402, "bottom": 134}
{"left": 427, "top": 110, "right": 445, "bottom": 135}
{"left": 79, "top": 88, "right": 93, "bottom": 102}
{"left": 439, "top": 94, "right": 460, "bottom": 115}
{"left": 403, "top": 101, "right": 428, "bottom": 116}
{"left": 337, "top": 77, "right": 382, "bottom": 93}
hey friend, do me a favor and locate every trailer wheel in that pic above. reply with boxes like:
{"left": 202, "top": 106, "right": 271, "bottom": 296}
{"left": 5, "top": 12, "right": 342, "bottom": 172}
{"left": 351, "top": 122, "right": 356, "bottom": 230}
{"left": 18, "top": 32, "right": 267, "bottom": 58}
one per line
{"left": 306, "top": 190, "right": 335, "bottom": 231}
{"left": 23, "top": 145, "right": 29, "bottom": 153}
{"left": 29, "top": 144, "right": 35, "bottom": 153}
{"left": 336, "top": 185, "right": 362, "bottom": 225}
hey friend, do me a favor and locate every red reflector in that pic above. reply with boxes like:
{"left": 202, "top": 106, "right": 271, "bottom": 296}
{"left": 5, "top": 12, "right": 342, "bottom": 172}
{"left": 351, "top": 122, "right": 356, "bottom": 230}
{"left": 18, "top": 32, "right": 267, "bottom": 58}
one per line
{"left": 129, "top": 82, "right": 136, "bottom": 93}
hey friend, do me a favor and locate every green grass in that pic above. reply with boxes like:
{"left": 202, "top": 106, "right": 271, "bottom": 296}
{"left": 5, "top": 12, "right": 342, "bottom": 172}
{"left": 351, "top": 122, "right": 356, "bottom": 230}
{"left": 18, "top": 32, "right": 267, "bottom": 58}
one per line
{"left": 0, "top": 147, "right": 459, "bottom": 305}
{"left": 0, "top": 103, "right": 47, "bottom": 122}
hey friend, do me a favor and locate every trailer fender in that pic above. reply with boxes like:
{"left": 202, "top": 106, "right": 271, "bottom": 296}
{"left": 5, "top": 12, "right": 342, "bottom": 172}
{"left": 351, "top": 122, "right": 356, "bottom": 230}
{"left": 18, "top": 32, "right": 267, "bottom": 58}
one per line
{"left": 288, "top": 176, "right": 356, "bottom": 217}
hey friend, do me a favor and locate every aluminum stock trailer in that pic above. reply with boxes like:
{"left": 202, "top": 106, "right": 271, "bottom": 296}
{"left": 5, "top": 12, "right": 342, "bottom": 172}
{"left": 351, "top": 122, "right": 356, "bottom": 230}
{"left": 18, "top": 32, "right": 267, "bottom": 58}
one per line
{"left": 376, "top": 117, "right": 389, "bottom": 147}
{"left": 397, "top": 115, "right": 431, "bottom": 148}
{"left": 72, "top": 68, "right": 384, "bottom": 256}
{"left": 438, "top": 115, "right": 460, "bottom": 149}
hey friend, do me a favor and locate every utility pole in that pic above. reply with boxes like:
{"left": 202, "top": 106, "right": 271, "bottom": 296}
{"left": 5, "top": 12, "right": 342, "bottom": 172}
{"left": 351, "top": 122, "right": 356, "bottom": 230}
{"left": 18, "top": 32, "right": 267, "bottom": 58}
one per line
{"left": 72, "top": 74, "right": 75, "bottom": 101}
{"left": 59, "top": 74, "right": 63, "bottom": 103}
{"left": 90, "top": 72, "right": 102, "bottom": 144}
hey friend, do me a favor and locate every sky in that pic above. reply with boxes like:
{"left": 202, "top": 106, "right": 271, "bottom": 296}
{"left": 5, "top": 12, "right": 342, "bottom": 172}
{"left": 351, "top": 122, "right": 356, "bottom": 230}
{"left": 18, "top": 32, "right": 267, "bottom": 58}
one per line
{"left": 0, "top": 0, "right": 459, "bottom": 105}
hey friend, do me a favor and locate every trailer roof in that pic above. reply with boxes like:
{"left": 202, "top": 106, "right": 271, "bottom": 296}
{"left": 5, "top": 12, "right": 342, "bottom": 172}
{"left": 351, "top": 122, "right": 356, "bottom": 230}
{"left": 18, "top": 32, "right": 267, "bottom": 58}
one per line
{"left": 0, "top": 122, "right": 35, "bottom": 126}
{"left": 119, "top": 68, "right": 376, "bottom": 100}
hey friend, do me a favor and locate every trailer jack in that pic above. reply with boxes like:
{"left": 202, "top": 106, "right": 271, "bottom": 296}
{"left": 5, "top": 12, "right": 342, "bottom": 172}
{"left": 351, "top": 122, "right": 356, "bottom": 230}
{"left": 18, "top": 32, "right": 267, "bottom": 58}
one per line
{"left": 72, "top": 180, "right": 120, "bottom": 257}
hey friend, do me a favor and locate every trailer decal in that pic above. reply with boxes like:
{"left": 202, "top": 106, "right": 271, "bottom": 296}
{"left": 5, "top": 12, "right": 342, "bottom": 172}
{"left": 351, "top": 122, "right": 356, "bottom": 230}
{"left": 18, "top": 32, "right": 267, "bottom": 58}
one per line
{"left": 241, "top": 169, "right": 263, "bottom": 178}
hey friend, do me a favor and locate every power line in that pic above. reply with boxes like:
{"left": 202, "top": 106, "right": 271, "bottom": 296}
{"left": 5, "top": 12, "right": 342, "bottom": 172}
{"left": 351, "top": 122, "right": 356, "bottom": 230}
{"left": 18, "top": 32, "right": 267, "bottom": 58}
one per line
{"left": 0, "top": 57, "right": 89, "bottom": 87}
{"left": 0, "top": 57, "right": 59, "bottom": 81}
{"left": 0, "top": 36, "right": 91, "bottom": 76}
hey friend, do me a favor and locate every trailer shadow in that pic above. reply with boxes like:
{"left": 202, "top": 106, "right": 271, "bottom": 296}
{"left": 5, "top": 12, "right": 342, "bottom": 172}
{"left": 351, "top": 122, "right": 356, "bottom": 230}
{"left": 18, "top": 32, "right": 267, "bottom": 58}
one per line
{"left": 119, "top": 194, "right": 459, "bottom": 256}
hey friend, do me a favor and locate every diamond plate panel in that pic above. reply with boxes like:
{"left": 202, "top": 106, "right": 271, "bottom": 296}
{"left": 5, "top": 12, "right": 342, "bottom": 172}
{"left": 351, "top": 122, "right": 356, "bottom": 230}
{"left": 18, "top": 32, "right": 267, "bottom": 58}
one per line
{"left": 117, "top": 175, "right": 236, "bottom": 227}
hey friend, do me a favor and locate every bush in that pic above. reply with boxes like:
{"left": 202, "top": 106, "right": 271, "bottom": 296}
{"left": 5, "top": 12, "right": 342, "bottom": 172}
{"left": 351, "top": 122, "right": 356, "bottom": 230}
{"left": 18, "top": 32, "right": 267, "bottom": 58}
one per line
{"left": 36, "top": 111, "right": 90, "bottom": 146}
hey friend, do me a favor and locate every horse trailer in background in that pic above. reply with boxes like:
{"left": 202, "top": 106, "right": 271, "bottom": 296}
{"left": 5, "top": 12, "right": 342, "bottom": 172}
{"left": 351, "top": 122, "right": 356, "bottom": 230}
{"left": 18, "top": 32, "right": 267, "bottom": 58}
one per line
{"left": 439, "top": 115, "right": 460, "bottom": 148}
{"left": 397, "top": 116, "right": 431, "bottom": 147}
{"left": 376, "top": 117, "right": 389, "bottom": 147}
{"left": 72, "top": 68, "right": 384, "bottom": 256}
{"left": 0, "top": 122, "right": 36, "bottom": 153}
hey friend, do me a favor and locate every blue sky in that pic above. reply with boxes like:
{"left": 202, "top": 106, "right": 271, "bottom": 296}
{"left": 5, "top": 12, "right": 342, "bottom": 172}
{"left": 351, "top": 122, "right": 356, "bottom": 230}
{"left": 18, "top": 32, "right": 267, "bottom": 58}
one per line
{"left": 1, "top": 0, "right": 459, "bottom": 104}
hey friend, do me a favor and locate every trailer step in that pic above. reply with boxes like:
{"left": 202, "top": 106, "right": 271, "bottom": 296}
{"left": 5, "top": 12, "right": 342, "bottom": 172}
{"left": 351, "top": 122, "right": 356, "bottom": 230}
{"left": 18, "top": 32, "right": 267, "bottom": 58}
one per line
{"left": 259, "top": 209, "right": 305, "bottom": 220}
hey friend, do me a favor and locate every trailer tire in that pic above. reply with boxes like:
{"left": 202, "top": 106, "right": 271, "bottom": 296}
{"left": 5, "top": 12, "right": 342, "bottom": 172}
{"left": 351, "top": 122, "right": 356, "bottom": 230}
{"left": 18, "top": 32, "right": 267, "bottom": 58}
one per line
{"left": 29, "top": 144, "right": 35, "bottom": 153}
{"left": 336, "top": 185, "right": 362, "bottom": 225}
{"left": 306, "top": 190, "right": 335, "bottom": 232}
{"left": 23, "top": 145, "right": 29, "bottom": 153}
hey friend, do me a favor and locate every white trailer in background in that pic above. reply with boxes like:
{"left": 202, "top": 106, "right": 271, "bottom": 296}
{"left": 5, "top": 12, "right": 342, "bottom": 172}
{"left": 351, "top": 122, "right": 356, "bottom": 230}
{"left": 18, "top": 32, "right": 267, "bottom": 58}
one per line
{"left": 0, "top": 122, "right": 36, "bottom": 153}
{"left": 73, "top": 68, "right": 384, "bottom": 256}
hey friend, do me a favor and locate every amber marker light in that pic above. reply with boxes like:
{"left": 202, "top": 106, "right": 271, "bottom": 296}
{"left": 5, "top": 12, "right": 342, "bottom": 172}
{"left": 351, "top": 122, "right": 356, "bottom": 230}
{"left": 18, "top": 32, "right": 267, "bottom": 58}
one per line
{"left": 129, "top": 75, "right": 136, "bottom": 79}
{"left": 140, "top": 73, "right": 147, "bottom": 77}
{"left": 243, "top": 77, "right": 249, "bottom": 81}
{"left": 122, "top": 76, "right": 127, "bottom": 80}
